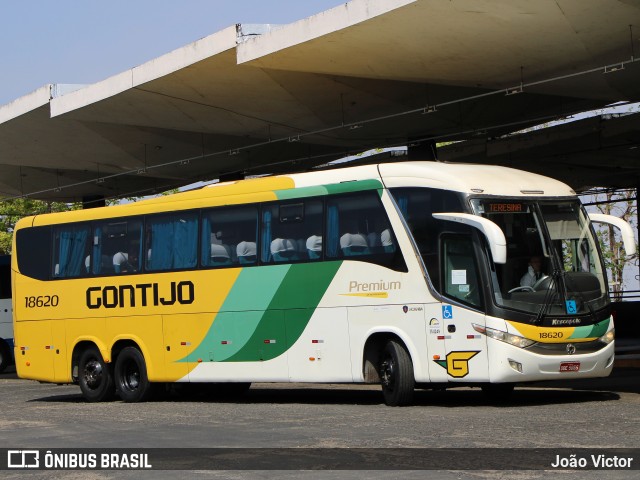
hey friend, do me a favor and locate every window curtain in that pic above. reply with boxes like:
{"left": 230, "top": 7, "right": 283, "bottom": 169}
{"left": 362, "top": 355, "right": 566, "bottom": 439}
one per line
{"left": 148, "top": 221, "right": 174, "bottom": 270}
{"left": 397, "top": 195, "right": 409, "bottom": 218}
{"left": 136, "top": 223, "right": 144, "bottom": 271}
{"left": 91, "top": 227, "right": 102, "bottom": 274}
{"left": 58, "top": 228, "right": 88, "bottom": 277}
{"left": 261, "top": 209, "right": 272, "bottom": 262}
{"left": 174, "top": 218, "right": 198, "bottom": 268}
{"left": 201, "top": 216, "right": 212, "bottom": 267}
{"left": 327, "top": 204, "right": 339, "bottom": 257}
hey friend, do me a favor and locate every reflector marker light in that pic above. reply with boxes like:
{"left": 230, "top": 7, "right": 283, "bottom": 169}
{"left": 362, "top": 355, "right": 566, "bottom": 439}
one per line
{"left": 221, "top": 340, "right": 231, "bottom": 345}
{"left": 312, "top": 340, "right": 324, "bottom": 344}
{"left": 467, "top": 335, "right": 480, "bottom": 339}
{"left": 264, "top": 339, "right": 276, "bottom": 344}
{"left": 20, "top": 346, "right": 28, "bottom": 351}
{"left": 180, "top": 342, "right": 191, "bottom": 346}
{"left": 45, "top": 345, "right": 54, "bottom": 350}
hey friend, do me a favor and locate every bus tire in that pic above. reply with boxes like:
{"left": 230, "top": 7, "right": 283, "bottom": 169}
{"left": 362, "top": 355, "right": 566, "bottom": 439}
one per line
{"left": 114, "top": 346, "right": 152, "bottom": 403}
{"left": 379, "top": 339, "right": 414, "bottom": 406}
{"left": 78, "top": 346, "right": 115, "bottom": 402}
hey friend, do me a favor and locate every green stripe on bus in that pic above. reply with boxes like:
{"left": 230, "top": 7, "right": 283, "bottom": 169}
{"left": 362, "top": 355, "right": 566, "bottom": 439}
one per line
{"left": 568, "top": 319, "right": 609, "bottom": 340}
{"left": 224, "top": 261, "right": 341, "bottom": 362}
{"left": 181, "top": 261, "right": 342, "bottom": 363}
{"left": 181, "top": 265, "right": 291, "bottom": 362}
{"left": 274, "top": 179, "right": 383, "bottom": 200}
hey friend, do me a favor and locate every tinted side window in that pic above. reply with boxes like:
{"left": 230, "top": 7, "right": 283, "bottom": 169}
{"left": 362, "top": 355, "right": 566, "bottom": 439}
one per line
{"left": 390, "top": 188, "right": 465, "bottom": 289}
{"left": 52, "top": 224, "right": 91, "bottom": 278}
{"left": 442, "top": 233, "right": 483, "bottom": 308}
{"left": 91, "top": 218, "right": 143, "bottom": 275}
{"left": 326, "top": 191, "right": 405, "bottom": 271}
{"left": 16, "top": 226, "right": 51, "bottom": 281}
{"left": 146, "top": 212, "right": 198, "bottom": 271}
{"left": 261, "top": 199, "right": 323, "bottom": 263}
{"left": 201, "top": 205, "right": 258, "bottom": 267}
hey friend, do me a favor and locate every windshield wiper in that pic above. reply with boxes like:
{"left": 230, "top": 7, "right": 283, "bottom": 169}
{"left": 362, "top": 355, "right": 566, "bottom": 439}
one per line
{"left": 535, "top": 268, "right": 559, "bottom": 324}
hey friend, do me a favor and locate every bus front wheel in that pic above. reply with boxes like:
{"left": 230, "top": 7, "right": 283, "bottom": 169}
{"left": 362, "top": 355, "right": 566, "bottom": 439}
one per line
{"left": 114, "top": 347, "right": 152, "bottom": 403}
{"left": 379, "top": 339, "right": 414, "bottom": 406}
{"left": 78, "top": 346, "right": 114, "bottom": 402}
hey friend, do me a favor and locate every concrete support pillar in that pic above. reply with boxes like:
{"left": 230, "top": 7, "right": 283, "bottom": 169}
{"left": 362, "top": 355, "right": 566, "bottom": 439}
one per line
{"left": 407, "top": 139, "right": 437, "bottom": 161}
{"left": 82, "top": 195, "right": 105, "bottom": 209}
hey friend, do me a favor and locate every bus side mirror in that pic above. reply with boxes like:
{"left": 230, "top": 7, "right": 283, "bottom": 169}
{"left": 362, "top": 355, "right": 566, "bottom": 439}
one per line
{"left": 588, "top": 213, "right": 637, "bottom": 257}
{"left": 432, "top": 213, "right": 507, "bottom": 264}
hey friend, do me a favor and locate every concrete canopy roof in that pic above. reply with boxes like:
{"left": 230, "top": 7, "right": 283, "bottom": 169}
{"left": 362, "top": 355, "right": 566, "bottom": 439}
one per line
{"left": 1, "top": 0, "right": 640, "bottom": 202}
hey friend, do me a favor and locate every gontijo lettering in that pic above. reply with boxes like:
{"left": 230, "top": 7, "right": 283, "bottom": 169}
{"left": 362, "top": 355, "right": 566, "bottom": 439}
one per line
{"left": 86, "top": 281, "right": 194, "bottom": 309}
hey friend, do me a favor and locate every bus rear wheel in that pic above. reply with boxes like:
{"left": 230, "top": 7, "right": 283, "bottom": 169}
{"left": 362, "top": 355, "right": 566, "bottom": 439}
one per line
{"left": 115, "top": 347, "right": 152, "bottom": 403}
{"left": 78, "top": 346, "right": 114, "bottom": 402}
{"left": 379, "top": 339, "right": 414, "bottom": 406}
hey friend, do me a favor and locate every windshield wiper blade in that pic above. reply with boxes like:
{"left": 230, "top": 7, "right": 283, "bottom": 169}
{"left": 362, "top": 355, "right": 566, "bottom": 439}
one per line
{"left": 535, "top": 269, "right": 559, "bottom": 324}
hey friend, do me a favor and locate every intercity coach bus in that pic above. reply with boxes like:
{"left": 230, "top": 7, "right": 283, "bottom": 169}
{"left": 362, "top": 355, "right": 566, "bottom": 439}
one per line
{"left": 11, "top": 162, "right": 635, "bottom": 405}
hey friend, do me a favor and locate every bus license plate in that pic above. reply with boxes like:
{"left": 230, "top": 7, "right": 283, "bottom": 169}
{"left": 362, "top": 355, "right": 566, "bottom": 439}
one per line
{"left": 560, "top": 362, "right": 580, "bottom": 372}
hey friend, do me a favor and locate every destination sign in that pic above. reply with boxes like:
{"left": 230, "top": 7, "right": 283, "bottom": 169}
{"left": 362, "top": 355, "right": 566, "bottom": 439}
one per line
{"left": 486, "top": 203, "right": 525, "bottom": 213}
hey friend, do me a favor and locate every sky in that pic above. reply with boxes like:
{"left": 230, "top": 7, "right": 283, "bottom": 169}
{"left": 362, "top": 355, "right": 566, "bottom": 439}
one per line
{"left": 0, "top": 1, "right": 344, "bottom": 107}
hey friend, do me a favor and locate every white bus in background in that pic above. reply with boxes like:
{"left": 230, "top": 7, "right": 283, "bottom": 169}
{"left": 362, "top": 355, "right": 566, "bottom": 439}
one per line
{"left": 0, "top": 255, "right": 13, "bottom": 372}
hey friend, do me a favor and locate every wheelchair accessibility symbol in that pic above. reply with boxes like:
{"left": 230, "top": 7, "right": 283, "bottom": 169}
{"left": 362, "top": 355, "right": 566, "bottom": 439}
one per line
{"left": 565, "top": 300, "right": 577, "bottom": 315}
{"left": 442, "top": 305, "right": 453, "bottom": 319}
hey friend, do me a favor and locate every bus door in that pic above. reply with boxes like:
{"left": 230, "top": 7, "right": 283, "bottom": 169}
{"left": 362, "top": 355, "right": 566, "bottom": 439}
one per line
{"left": 435, "top": 233, "right": 489, "bottom": 383}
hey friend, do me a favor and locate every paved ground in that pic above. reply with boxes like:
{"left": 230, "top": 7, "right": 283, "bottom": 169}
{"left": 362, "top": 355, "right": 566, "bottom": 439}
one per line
{"left": 1, "top": 364, "right": 640, "bottom": 479}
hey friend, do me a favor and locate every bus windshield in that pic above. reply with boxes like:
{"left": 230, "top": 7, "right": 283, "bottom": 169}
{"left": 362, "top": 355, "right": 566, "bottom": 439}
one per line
{"left": 472, "top": 199, "right": 608, "bottom": 317}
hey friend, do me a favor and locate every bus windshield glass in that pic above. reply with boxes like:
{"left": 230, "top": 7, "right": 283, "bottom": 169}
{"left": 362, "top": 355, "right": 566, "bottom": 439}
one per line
{"left": 472, "top": 199, "right": 608, "bottom": 316}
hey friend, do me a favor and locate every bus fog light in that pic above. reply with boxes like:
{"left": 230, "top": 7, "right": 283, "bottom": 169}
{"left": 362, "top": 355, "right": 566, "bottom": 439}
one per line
{"left": 606, "top": 356, "right": 614, "bottom": 368}
{"left": 599, "top": 329, "right": 615, "bottom": 345}
{"left": 508, "top": 360, "right": 523, "bottom": 373}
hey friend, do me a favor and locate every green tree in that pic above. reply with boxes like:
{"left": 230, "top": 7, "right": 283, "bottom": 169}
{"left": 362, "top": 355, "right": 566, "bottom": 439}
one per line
{"left": 0, "top": 199, "right": 80, "bottom": 254}
{"left": 591, "top": 190, "right": 639, "bottom": 301}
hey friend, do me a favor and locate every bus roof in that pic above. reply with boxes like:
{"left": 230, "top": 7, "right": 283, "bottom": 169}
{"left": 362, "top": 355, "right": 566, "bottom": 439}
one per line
{"left": 377, "top": 162, "right": 575, "bottom": 197}
{"left": 22, "top": 161, "right": 575, "bottom": 227}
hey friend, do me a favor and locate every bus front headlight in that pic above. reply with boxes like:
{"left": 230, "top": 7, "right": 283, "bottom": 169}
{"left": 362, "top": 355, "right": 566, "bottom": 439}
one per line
{"left": 599, "top": 328, "right": 615, "bottom": 345}
{"left": 473, "top": 324, "right": 536, "bottom": 349}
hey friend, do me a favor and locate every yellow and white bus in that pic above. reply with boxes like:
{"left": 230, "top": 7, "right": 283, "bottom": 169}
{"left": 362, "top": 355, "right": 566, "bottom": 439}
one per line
{"left": 11, "top": 162, "right": 635, "bottom": 405}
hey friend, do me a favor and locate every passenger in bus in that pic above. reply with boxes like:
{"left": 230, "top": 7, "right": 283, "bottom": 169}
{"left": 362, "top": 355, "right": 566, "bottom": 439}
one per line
{"left": 520, "top": 255, "right": 544, "bottom": 287}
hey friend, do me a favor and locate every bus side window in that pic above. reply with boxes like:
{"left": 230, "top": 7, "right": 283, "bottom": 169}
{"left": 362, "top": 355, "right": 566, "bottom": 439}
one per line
{"left": 441, "top": 234, "right": 482, "bottom": 309}
{"left": 261, "top": 199, "right": 323, "bottom": 264}
{"left": 201, "top": 205, "right": 258, "bottom": 268}
{"left": 146, "top": 213, "right": 198, "bottom": 271}
{"left": 52, "top": 225, "right": 91, "bottom": 278}
{"left": 327, "top": 191, "right": 397, "bottom": 260}
{"left": 90, "top": 219, "right": 142, "bottom": 275}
